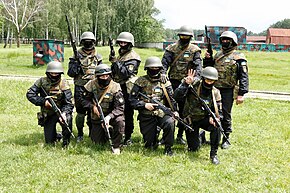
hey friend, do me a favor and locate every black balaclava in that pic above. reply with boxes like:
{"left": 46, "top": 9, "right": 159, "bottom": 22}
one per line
{"left": 46, "top": 73, "right": 61, "bottom": 84}
{"left": 179, "top": 36, "right": 191, "bottom": 46}
{"left": 82, "top": 40, "right": 95, "bottom": 51}
{"left": 97, "top": 76, "right": 112, "bottom": 87}
{"left": 147, "top": 68, "right": 161, "bottom": 81}
{"left": 118, "top": 43, "right": 132, "bottom": 56}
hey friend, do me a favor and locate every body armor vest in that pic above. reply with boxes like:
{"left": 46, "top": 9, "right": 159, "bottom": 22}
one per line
{"left": 166, "top": 42, "right": 201, "bottom": 80}
{"left": 214, "top": 50, "right": 246, "bottom": 88}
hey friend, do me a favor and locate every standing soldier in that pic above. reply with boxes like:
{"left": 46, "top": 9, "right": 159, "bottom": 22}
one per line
{"left": 110, "top": 32, "right": 141, "bottom": 145}
{"left": 26, "top": 61, "right": 74, "bottom": 147}
{"left": 161, "top": 25, "right": 202, "bottom": 144}
{"left": 80, "top": 64, "right": 125, "bottom": 155}
{"left": 174, "top": 67, "right": 222, "bottom": 164}
{"left": 203, "top": 31, "right": 249, "bottom": 149}
{"left": 129, "top": 57, "right": 177, "bottom": 156}
{"left": 67, "top": 31, "right": 102, "bottom": 142}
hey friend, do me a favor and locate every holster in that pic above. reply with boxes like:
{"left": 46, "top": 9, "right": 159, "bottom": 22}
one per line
{"left": 37, "top": 112, "right": 47, "bottom": 127}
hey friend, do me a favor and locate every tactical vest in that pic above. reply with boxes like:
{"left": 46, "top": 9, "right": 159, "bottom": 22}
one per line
{"left": 183, "top": 82, "right": 221, "bottom": 121}
{"left": 166, "top": 42, "right": 201, "bottom": 80}
{"left": 135, "top": 75, "right": 171, "bottom": 116}
{"left": 36, "top": 77, "right": 70, "bottom": 116}
{"left": 214, "top": 50, "right": 246, "bottom": 88}
{"left": 84, "top": 79, "right": 121, "bottom": 120}
{"left": 74, "top": 48, "right": 102, "bottom": 86}
{"left": 114, "top": 50, "right": 141, "bottom": 84}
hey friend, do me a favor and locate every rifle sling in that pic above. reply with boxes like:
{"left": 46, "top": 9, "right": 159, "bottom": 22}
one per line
{"left": 161, "top": 83, "right": 174, "bottom": 111}
{"left": 171, "top": 44, "right": 189, "bottom": 66}
{"left": 212, "top": 89, "right": 220, "bottom": 118}
{"left": 97, "top": 82, "right": 112, "bottom": 104}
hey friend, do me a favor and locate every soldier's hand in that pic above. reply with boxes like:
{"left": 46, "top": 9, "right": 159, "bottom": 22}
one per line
{"left": 209, "top": 117, "right": 216, "bottom": 127}
{"left": 160, "top": 74, "right": 168, "bottom": 84}
{"left": 145, "top": 103, "right": 158, "bottom": 111}
{"left": 185, "top": 69, "right": 196, "bottom": 84}
{"left": 205, "top": 50, "right": 211, "bottom": 58}
{"left": 59, "top": 113, "right": 66, "bottom": 124}
{"left": 236, "top": 95, "right": 244, "bottom": 105}
{"left": 93, "top": 105, "right": 100, "bottom": 117}
{"left": 173, "top": 111, "right": 179, "bottom": 117}
{"left": 44, "top": 100, "right": 52, "bottom": 109}
{"left": 104, "top": 115, "right": 111, "bottom": 128}
{"left": 109, "top": 55, "right": 117, "bottom": 62}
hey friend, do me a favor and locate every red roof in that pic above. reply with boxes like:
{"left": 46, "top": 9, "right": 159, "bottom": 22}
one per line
{"left": 268, "top": 28, "right": 290, "bottom": 37}
{"left": 247, "top": 36, "right": 266, "bottom": 42}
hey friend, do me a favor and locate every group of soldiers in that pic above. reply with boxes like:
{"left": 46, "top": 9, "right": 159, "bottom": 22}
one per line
{"left": 26, "top": 25, "right": 249, "bottom": 164}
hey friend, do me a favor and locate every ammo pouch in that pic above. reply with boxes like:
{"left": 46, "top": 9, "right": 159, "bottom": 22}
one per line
{"left": 37, "top": 112, "right": 47, "bottom": 127}
{"left": 152, "top": 109, "right": 165, "bottom": 118}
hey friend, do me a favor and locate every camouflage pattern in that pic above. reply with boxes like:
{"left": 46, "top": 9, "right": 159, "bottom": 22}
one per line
{"left": 213, "top": 50, "right": 247, "bottom": 88}
{"left": 33, "top": 39, "right": 64, "bottom": 65}
{"left": 183, "top": 82, "right": 221, "bottom": 121}
{"left": 113, "top": 50, "right": 141, "bottom": 84}
{"left": 35, "top": 77, "right": 70, "bottom": 116}
{"left": 134, "top": 75, "right": 171, "bottom": 116}
{"left": 73, "top": 48, "right": 102, "bottom": 86}
{"left": 165, "top": 42, "right": 201, "bottom": 80}
{"left": 84, "top": 79, "right": 122, "bottom": 120}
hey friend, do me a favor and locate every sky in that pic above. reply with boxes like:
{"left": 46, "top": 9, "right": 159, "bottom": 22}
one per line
{"left": 154, "top": 0, "right": 290, "bottom": 33}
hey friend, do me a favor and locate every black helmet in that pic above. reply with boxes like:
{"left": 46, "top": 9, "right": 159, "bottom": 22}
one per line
{"left": 95, "top": 64, "right": 112, "bottom": 76}
{"left": 201, "top": 67, "right": 218, "bottom": 80}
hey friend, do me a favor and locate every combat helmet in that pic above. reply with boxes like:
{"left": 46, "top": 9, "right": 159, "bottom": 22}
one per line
{"left": 177, "top": 25, "right": 194, "bottom": 37}
{"left": 95, "top": 64, "right": 112, "bottom": 76}
{"left": 144, "top": 56, "right": 163, "bottom": 70}
{"left": 201, "top": 67, "right": 218, "bottom": 80}
{"left": 80, "top": 32, "right": 96, "bottom": 42}
{"left": 116, "top": 32, "right": 134, "bottom": 46}
{"left": 46, "top": 61, "right": 64, "bottom": 74}
{"left": 219, "top": 31, "right": 238, "bottom": 46}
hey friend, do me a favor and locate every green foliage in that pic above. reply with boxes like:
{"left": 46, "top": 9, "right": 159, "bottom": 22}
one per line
{"left": 0, "top": 79, "right": 289, "bottom": 192}
{"left": 270, "top": 18, "right": 290, "bottom": 29}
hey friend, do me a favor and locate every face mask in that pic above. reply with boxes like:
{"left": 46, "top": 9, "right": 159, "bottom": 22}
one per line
{"left": 147, "top": 68, "right": 161, "bottom": 78}
{"left": 47, "top": 73, "right": 61, "bottom": 83}
{"left": 179, "top": 38, "right": 190, "bottom": 46}
{"left": 97, "top": 76, "right": 111, "bottom": 87}
{"left": 202, "top": 79, "right": 214, "bottom": 90}
{"left": 221, "top": 41, "right": 232, "bottom": 50}
{"left": 83, "top": 40, "right": 95, "bottom": 50}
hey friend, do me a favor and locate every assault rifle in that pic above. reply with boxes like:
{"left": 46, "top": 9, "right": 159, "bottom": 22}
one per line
{"left": 138, "top": 92, "right": 194, "bottom": 132}
{"left": 188, "top": 86, "right": 230, "bottom": 144}
{"left": 92, "top": 93, "right": 114, "bottom": 152}
{"left": 205, "top": 25, "right": 213, "bottom": 59}
{"left": 65, "top": 15, "right": 84, "bottom": 74}
{"left": 41, "top": 86, "right": 75, "bottom": 138}
{"left": 108, "top": 36, "right": 115, "bottom": 57}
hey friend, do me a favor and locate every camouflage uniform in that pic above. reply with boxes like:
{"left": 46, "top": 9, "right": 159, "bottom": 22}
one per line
{"left": 203, "top": 31, "right": 249, "bottom": 147}
{"left": 80, "top": 78, "right": 125, "bottom": 147}
{"left": 161, "top": 41, "right": 202, "bottom": 141}
{"left": 111, "top": 48, "right": 141, "bottom": 143}
{"left": 26, "top": 76, "right": 74, "bottom": 145}
{"left": 129, "top": 75, "right": 177, "bottom": 152}
{"left": 67, "top": 47, "right": 102, "bottom": 138}
{"left": 174, "top": 79, "right": 222, "bottom": 164}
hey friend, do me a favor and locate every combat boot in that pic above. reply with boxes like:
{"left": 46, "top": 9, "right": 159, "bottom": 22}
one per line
{"left": 164, "top": 146, "right": 173, "bottom": 156}
{"left": 56, "top": 132, "right": 63, "bottom": 142}
{"left": 210, "top": 155, "right": 220, "bottom": 165}
{"left": 62, "top": 138, "right": 70, "bottom": 148}
{"left": 176, "top": 136, "right": 186, "bottom": 145}
{"left": 77, "top": 135, "right": 83, "bottom": 143}
{"left": 221, "top": 135, "right": 231, "bottom": 149}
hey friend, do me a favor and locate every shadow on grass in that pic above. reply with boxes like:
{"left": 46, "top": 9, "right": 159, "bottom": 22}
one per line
{"left": 4, "top": 132, "right": 44, "bottom": 146}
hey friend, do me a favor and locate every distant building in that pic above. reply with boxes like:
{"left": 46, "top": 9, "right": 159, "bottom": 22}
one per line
{"left": 206, "top": 26, "right": 247, "bottom": 44}
{"left": 247, "top": 36, "right": 266, "bottom": 43}
{"left": 266, "top": 28, "right": 290, "bottom": 45}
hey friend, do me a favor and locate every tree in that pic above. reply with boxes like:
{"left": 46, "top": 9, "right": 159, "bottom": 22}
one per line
{"left": 270, "top": 18, "right": 290, "bottom": 29}
{"left": 0, "top": 0, "right": 44, "bottom": 47}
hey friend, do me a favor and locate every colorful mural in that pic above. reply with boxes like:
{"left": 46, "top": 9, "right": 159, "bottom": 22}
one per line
{"left": 33, "top": 39, "right": 64, "bottom": 65}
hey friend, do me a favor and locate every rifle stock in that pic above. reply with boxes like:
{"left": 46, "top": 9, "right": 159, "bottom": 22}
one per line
{"left": 138, "top": 92, "right": 194, "bottom": 132}
{"left": 108, "top": 36, "right": 115, "bottom": 57}
{"left": 41, "top": 86, "right": 75, "bottom": 138}
{"left": 205, "top": 25, "right": 213, "bottom": 59}
{"left": 92, "top": 93, "right": 114, "bottom": 152}
{"left": 188, "top": 85, "right": 230, "bottom": 144}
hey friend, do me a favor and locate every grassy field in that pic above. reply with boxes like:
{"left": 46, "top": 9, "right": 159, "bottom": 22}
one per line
{"left": 0, "top": 45, "right": 289, "bottom": 192}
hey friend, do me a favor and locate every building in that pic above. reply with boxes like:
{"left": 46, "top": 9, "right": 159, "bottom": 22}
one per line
{"left": 266, "top": 28, "right": 290, "bottom": 45}
{"left": 247, "top": 36, "right": 266, "bottom": 43}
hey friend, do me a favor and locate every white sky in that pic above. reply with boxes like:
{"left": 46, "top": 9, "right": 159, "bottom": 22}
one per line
{"left": 154, "top": 0, "right": 290, "bottom": 33}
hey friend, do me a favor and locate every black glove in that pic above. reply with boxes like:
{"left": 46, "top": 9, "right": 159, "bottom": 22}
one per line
{"left": 160, "top": 74, "right": 168, "bottom": 84}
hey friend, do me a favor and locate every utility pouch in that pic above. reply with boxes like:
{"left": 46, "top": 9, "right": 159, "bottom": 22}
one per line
{"left": 37, "top": 112, "right": 46, "bottom": 127}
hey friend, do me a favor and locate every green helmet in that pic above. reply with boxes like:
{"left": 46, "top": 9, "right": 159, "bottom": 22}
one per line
{"left": 219, "top": 31, "right": 238, "bottom": 46}
{"left": 80, "top": 32, "right": 96, "bottom": 42}
{"left": 95, "top": 64, "right": 112, "bottom": 76}
{"left": 116, "top": 32, "right": 134, "bottom": 46}
{"left": 202, "top": 67, "right": 218, "bottom": 80}
{"left": 177, "top": 25, "right": 194, "bottom": 37}
{"left": 46, "top": 61, "right": 64, "bottom": 74}
{"left": 144, "top": 56, "right": 163, "bottom": 70}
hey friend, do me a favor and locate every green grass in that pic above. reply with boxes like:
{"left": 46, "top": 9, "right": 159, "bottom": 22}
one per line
{"left": 1, "top": 44, "right": 290, "bottom": 92}
{"left": 0, "top": 79, "right": 289, "bottom": 192}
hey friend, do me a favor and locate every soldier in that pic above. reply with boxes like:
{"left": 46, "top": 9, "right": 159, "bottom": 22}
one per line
{"left": 26, "top": 61, "right": 74, "bottom": 147}
{"left": 203, "top": 31, "right": 249, "bottom": 149}
{"left": 80, "top": 64, "right": 125, "bottom": 155}
{"left": 161, "top": 25, "right": 202, "bottom": 145}
{"left": 129, "top": 57, "right": 177, "bottom": 156}
{"left": 67, "top": 31, "right": 102, "bottom": 142}
{"left": 174, "top": 67, "right": 222, "bottom": 164}
{"left": 110, "top": 32, "right": 141, "bottom": 145}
